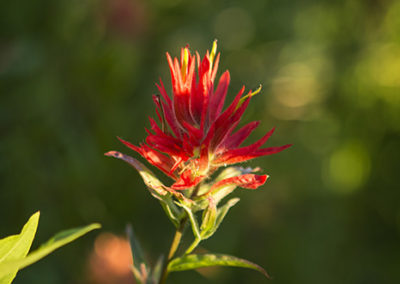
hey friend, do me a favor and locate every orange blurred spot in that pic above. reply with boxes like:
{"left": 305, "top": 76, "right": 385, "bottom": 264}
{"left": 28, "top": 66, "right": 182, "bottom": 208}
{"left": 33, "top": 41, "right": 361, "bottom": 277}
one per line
{"left": 88, "top": 233, "right": 134, "bottom": 284}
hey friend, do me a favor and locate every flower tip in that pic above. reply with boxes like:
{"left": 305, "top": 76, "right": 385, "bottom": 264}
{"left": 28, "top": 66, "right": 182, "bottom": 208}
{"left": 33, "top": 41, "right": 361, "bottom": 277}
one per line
{"left": 104, "top": 150, "right": 120, "bottom": 158}
{"left": 210, "top": 39, "right": 218, "bottom": 63}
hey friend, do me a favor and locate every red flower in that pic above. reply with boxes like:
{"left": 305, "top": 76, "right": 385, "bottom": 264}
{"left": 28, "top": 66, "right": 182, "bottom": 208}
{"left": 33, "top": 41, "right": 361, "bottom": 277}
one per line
{"left": 117, "top": 41, "right": 291, "bottom": 191}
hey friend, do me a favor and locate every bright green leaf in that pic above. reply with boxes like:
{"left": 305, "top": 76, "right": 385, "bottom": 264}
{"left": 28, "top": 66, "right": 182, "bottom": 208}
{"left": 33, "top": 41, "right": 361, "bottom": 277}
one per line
{"left": 168, "top": 253, "right": 269, "bottom": 278}
{"left": 0, "top": 212, "right": 40, "bottom": 284}
{"left": 0, "top": 223, "right": 100, "bottom": 280}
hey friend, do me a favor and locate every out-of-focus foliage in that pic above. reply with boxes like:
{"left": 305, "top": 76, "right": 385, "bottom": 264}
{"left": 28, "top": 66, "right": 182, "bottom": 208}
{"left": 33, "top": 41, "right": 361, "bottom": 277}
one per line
{"left": 1, "top": 0, "right": 399, "bottom": 283}
{"left": 0, "top": 212, "right": 99, "bottom": 284}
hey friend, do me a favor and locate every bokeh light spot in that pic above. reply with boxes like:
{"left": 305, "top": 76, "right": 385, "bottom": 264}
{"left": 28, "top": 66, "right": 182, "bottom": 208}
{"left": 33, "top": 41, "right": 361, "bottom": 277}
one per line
{"left": 324, "top": 141, "right": 370, "bottom": 193}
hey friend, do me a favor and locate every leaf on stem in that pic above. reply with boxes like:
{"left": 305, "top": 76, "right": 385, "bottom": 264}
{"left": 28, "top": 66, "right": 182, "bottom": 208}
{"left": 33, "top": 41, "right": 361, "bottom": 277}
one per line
{"left": 168, "top": 253, "right": 269, "bottom": 279}
{"left": 151, "top": 255, "right": 164, "bottom": 284}
{"left": 105, "top": 151, "right": 183, "bottom": 227}
{"left": 126, "top": 225, "right": 147, "bottom": 269}
{"left": 104, "top": 151, "right": 168, "bottom": 198}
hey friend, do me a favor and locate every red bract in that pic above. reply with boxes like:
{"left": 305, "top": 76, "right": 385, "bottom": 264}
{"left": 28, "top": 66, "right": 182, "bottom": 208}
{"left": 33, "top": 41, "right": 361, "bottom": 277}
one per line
{"left": 118, "top": 41, "right": 291, "bottom": 190}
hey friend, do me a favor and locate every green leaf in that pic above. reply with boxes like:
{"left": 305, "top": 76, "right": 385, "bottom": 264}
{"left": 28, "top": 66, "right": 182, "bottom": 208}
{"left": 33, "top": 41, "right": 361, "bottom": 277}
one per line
{"left": 0, "top": 212, "right": 40, "bottom": 284}
{"left": 0, "top": 223, "right": 100, "bottom": 280}
{"left": 214, "top": 198, "right": 240, "bottom": 233}
{"left": 126, "top": 225, "right": 148, "bottom": 284}
{"left": 168, "top": 253, "right": 269, "bottom": 278}
{"left": 104, "top": 151, "right": 168, "bottom": 198}
{"left": 150, "top": 255, "right": 164, "bottom": 284}
{"left": 126, "top": 225, "right": 146, "bottom": 268}
{"left": 175, "top": 202, "right": 202, "bottom": 255}
{"left": 199, "top": 198, "right": 217, "bottom": 240}
{"left": 160, "top": 199, "right": 181, "bottom": 228}
{"left": 106, "top": 151, "right": 183, "bottom": 227}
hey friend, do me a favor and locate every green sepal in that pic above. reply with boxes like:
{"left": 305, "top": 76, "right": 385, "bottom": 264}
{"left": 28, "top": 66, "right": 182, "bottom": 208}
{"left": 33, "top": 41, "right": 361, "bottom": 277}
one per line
{"left": 0, "top": 212, "right": 39, "bottom": 284}
{"left": 175, "top": 201, "right": 202, "bottom": 255}
{"left": 199, "top": 198, "right": 217, "bottom": 239}
{"left": 175, "top": 202, "right": 200, "bottom": 241}
{"left": 214, "top": 198, "right": 240, "bottom": 233}
{"left": 160, "top": 199, "right": 181, "bottom": 228}
{"left": 105, "top": 151, "right": 168, "bottom": 198}
{"left": 105, "top": 151, "right": 182, "bottom": 227}
{"left": 168, "top": 253, "right": 269, "bottom": 279}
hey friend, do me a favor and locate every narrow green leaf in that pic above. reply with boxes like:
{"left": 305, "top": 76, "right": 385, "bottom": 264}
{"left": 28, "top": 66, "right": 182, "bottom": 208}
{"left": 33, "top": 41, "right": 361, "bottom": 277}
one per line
{"left": 106, "top": 151, "right": 183, "bottom": 227}
{"left": 200, "top": 198, "right": 217, "bottom": 240}
{"left": 168, "top": 253, "right": 269, "bottom": 278}
{"left": 175, "top": 202, "right": 200, "bottom": 240}
{"left": 214, "top": 198, "right": 240, "bottom": 232}
{"left": 105, "top": 151, "right": 168, "bottom": 198}
{"left": 175, "top": 202, "right": 202, "bottom": 254}
{"left": 0, "top": 223, "right": 100, "bottom": 279}
{"left": 126, "top": 225, "right": 146, "bottom": 268}
{"left": 0, "top": 212, "right": 40, "bottom": 284}
{"left": 150, "top": 255, "right": 164, "bottom": 284}
{"left": 160, "top": 199, "right": 181, "bottom": 228}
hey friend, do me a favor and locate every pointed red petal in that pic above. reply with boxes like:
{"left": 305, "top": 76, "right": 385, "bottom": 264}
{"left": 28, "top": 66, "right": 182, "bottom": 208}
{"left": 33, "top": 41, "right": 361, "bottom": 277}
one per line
{"left": 140, "top": 144, "right": 178, "bottom": 179}
{"left": 211, "top": 174, "right": 268, "bottom": 190}
{"left": 204, "top": 86, "right": 245, "bottom": 151}
{"left": 161, "top": 100, "right": 181, "bottom": 138}
{"left": 211, "top": 52, "right": 220, "bottom": 82}
{"left": 209, "top": 71, "right": 230, "bottom": 123}
{"left": 156, "top": 78, "right": 172, "bottom": 107}
{"left": 223, "top": 121, "right": 260, "bottom": 149}
{"left": 118, "top": 136, "right": 142, "bottom": 153}
{"left": 215, "top": 144, "right": 292, "bottom": 165}
{"left": 117, "top": 137, "right": 177, "bottom": 179}
{"left": 218, "top": 127, "right": 276, "bottom": 158}
{"left": 171, "top": 169, "right": 204, "bottom": 190}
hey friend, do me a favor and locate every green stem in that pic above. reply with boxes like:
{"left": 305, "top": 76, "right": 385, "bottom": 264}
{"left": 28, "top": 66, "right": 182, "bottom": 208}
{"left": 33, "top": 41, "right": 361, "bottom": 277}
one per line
{"left": 159, "top": 184, "right": 201, "bottom": 284}
{"left": 184, "top": 237, "right": 201, "bottom": 255}
{"left": 159, "top": 217, "right": 187, "bottom": 284}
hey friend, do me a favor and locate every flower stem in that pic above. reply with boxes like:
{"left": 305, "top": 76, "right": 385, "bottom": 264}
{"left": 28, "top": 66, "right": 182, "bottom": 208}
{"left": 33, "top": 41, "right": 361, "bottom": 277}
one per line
{"left": 159, "top": 184, "right": 201, "bottom": 284}
{"left": 159, "top": 217, "right": 187, "bottom": 284}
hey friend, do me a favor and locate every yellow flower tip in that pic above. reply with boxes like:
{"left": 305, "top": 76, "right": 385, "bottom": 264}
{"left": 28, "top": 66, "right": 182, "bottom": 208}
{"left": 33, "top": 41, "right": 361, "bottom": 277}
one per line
{"left": 250, "top": 84, "right": 262, "bottom": 97}
{"left": 236, "top": 84, "right": 263, "bottom": 110}
{"left": 181, "top": 47, "right": 190, "bottom": 81}
{"left": 210, "top": 39, "right": 218, "bottom": 64}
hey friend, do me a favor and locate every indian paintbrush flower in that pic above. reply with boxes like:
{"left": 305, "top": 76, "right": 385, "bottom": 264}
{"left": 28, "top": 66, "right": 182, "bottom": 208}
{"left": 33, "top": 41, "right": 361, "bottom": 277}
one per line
{"left": 108, "top": 41, "right": 291, "bottom": 193}
{"left": 105, "top": 41, "right": 291, "bottom": 283}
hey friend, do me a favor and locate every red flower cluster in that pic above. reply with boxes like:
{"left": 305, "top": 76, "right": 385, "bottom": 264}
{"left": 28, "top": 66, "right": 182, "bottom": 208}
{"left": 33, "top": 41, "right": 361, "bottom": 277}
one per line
{"left": 118, "top": 42, "right": 291, "bottom": 190}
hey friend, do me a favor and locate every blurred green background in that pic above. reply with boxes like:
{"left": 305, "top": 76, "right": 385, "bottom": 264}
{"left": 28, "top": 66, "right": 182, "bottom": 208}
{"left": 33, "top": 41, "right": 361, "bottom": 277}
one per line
{"left": 1, "top": 0, "right": 400, "bottom": 283}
